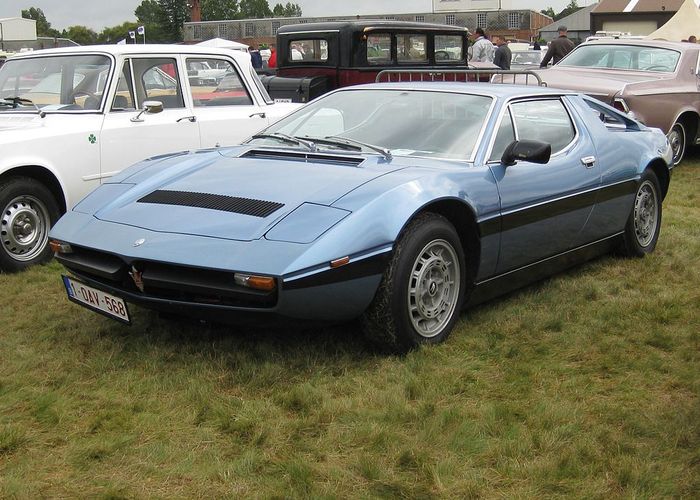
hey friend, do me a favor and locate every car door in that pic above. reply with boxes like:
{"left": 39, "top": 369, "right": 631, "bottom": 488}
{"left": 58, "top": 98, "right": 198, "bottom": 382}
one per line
{"left": 184, "top": 56, "right": 270, "bottom": 148}
{"left": 99, "top": 56, "right": 200, "bottom": 180}
{"left": 487, "top": 97, "right": 601, "bottom": 274}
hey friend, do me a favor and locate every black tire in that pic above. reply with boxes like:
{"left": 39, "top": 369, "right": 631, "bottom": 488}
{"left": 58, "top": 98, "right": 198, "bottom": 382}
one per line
{"left": 667, "top": 122, "right": 686, "bottom": 166}
{"left": 621, "top": 170, "right": 662, "bottom": 258}
{"left": 361, "top": 212, "right": 466, "bottom": 353}
{"left": 0, "top": 177, "right": 61, "bottom": 272}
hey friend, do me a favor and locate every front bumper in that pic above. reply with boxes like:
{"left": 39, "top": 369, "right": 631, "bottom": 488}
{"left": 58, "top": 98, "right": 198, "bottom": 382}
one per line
{"left": 55, "top": 242, "right": 387, "bottom": 324}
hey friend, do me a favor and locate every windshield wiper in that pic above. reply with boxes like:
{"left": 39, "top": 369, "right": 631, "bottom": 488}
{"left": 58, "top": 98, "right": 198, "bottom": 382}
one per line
{"left": 325, "top": 135, "right": 392, "bottom": 161}
{"left": 300, "top": 136, "right": 362, "bottom": 152}
{"left": 0, "top": 97, "right": 46, "bottom": 117}
{"left": 251, "top": 132, "right": 315, "bottom": 151}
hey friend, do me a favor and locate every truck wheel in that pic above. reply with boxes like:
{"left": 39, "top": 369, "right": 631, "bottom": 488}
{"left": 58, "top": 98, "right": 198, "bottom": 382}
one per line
{"left": 0, "top": 177, "right": 60, "bottom": 272}
{"left": 362, "top": 212, "right": 466, "bottom": 353}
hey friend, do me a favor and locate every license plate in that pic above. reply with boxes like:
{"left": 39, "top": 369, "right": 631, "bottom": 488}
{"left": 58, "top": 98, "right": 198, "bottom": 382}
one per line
{"left": 62, "top": 275, "right": 131, "bottom": 324}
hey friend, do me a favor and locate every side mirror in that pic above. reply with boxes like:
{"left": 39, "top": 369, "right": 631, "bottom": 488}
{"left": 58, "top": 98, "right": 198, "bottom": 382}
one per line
{"left": 501, "top": 139, "right": 551, "bottom": 166}
{"left": 130, "top": 100, "right": 164, "bottom": 122}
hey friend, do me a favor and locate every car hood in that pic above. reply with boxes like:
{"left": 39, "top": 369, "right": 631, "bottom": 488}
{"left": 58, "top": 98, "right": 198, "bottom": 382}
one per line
{"left": 537, "top": 66, "right": 672, "bottom": 101}
{"left": 91, "top": 148, "right": 406, "bottom": 241}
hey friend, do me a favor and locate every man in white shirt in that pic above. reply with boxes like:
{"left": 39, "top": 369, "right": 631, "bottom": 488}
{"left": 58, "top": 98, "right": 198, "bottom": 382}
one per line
{"left": 470, "top": 27, "right": 495, "bottom": 63}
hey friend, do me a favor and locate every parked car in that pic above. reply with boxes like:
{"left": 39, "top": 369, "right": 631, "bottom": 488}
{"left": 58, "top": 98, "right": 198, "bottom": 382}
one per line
{"left": 510, "top": 48, "right": 547, "bottom": 69}
{"left": 0, "top": 44, "right": 298, "bottom": 271}
{"left": 50, "top": 83, "right": 672, "bottom": 352}
{"left": 264, "top": 20, "right": 495, "bottom": 101}
{"left": 530, "top": 39, "right": 700, "bottom": 165}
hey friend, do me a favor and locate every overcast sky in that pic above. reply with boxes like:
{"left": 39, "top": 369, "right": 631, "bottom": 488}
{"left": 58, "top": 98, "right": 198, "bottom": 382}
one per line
{"left": 0, "top": 0, "right": 576, "bottom": 32}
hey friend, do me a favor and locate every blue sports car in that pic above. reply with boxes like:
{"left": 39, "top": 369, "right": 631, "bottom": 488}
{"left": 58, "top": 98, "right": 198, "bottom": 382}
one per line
{"left": 50, "top": 83, "right": 673, "bottom": 352}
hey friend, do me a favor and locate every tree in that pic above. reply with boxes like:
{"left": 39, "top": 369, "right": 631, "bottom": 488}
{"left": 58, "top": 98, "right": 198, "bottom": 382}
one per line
{"left": 63, "top": 25, "right": 98, "bottom": 45}
{"left": 201, "top": 0, "right": 240, "bottom": 21}
{"left": 98, "top": 22, "right": 140, "bottom": 44}
{"left": 135, "top": 0, "right": 163, "bottom": 25}
{"left": 272, "top": 2, "right": 301, "bottom": 17}
{"left": 156, "top": 0, "right": 189, "bottom": 42}
{"left": 540, "top": 7, "right": 556, "bottom": 19}
{"left": 21, "top": 7, "right": 61, "bottom": 37}
{"left": 555, "top": 0, "right": 581, "bottom": 20}
{"left": 239, "top": 0, "right": 272, "bottom": 19}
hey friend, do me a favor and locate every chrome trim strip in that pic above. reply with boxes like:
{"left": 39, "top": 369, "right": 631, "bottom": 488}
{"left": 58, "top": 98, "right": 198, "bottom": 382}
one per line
{"left": 282, "top": 244, "right": 393, "bottom": 282}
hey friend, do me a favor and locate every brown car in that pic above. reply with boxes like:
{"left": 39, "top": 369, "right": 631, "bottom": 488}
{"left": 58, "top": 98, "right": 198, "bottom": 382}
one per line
{"left": 533, "top": 39, "right": 700, "bottom": 164}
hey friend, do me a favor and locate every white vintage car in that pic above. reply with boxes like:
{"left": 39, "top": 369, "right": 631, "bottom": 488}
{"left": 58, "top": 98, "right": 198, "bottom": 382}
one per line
{"left": 0, "top": 44, "right": 298, "bottom": 271}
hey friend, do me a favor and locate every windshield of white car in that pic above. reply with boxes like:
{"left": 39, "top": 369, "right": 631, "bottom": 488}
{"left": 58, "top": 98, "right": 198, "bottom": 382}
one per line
{"left": 247, "top": 89, "right": 493, "bottom": 160}
{"left": 0, "top": 54, "right": 112, "bottom": 112}
{"left": 559, "top": 44, "right": 680, "bottom": 72}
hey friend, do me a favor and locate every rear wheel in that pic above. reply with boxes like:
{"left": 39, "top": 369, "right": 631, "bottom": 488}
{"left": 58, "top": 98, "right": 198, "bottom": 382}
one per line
{"left": 362, "top": 213, "right": 466, "bottom": 352}
{"left": 667, "top": 122, "right": 686, "bottom": 166}
{"left": 621, "top": 170, "right": 662, "bottom": 257}
{"left": 0, "top": 177, "right": 60, "bottom": 272}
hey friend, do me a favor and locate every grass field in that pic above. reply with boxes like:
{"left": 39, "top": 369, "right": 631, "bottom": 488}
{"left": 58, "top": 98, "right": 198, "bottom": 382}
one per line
{"left": 1, "top": 156, "right": 699, "bottom": 498}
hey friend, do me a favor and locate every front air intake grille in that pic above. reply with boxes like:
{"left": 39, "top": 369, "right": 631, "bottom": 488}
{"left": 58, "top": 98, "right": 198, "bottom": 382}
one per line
{"left": 137, "top": 190, "right": 284, "bottom": 218}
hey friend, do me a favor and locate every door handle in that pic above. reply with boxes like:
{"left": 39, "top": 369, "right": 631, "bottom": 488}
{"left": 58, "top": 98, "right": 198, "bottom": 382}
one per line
{"left": 249, "top": 112, "right": 266, "bottom": 118}
{"left": 177, "top": 115, "right": 197, "bottom": 123}
{"left": 580, "top": 156, "right": 596, "bottom": 168}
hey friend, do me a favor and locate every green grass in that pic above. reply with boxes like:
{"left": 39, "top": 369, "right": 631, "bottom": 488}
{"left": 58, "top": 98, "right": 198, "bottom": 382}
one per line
{"left": 1, "top": 156, "right": 699, "bottom": 498}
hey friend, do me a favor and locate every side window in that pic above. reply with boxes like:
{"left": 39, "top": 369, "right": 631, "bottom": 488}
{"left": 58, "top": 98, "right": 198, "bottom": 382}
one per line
{"left": 489, "top": 109, "right": 515, "bottom": 162}
{"left": 367, "top": 34, "right": 391, "bottom": 65}
{"left": 511, "top": 99, "right": 575, "bottom": 154}
{"left": 397, "top": 34, "right": 427, "bottom": 63}
{"left": 132, "top": 58, "right": 184, "bottom": 109}
{"left": 186, "top": 58, "right": 253, "bottom": 107}
{"left": 435, "top": 35, "right": 464, "bottom": 62}
{"left": 288, "top": 39, "right": 328, "bottom": 62}
{"left": 583, "top": 98, "right": 626, "bottom": 129}
{"left": 111, "top": 60, "right": 136, "bottom": 111}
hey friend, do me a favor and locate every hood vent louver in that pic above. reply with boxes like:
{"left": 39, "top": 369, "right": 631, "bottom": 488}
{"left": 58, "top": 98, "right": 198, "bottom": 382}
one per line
{"left": 137, "top": 190, "right": 284, "bottom": 218}
{"left": 241, "top": 149, "right": 364, "bottom": 167}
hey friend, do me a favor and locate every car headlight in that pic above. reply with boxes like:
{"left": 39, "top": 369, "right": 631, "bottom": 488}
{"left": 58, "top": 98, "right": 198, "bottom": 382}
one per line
{"left": 265, "top": 203, "right": 350, "bottom": 244}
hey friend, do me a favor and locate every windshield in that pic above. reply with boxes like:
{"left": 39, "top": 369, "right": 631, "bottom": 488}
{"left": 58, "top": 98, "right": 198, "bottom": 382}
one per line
{"left": 559, "top": 44, "right": 680, "bottom": 72}
{"left": 511, "top": 51, "right": 543, "bottom": 65}
{"left": 0, "top": 54, "right": 112, "bottom": 111}
{"left": 248, "top": 89, "right": 493, "bottom": 160}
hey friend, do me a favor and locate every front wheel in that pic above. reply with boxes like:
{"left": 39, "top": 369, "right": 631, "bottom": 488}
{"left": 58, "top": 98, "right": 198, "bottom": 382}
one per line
{"left": 362, "top": 213, "right": 466, "bottom": 352}
{"left": 0, "top": 177, "right": 61, "bottom": 272}
{"left": 620, "top": 170, "right": 662, "bottom": 257}
{"left": 667, "top": 122, "right": 686, "bottom": 166}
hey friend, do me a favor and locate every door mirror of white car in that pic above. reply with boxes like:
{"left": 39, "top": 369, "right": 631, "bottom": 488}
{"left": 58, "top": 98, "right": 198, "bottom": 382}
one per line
{"left": 130, "top": 100, "right": 164, "bottom": 122}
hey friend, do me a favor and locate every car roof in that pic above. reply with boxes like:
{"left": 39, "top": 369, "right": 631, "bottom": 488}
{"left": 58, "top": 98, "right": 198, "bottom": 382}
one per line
{"left": 278, "top": 20, "right": 469, "bottom": 34}
{"left": 582, "top": 39, "right": 697, "bottom": 51}
{"left": 7, "top": 44, "right": 252, "bottom": 62}
{"left": 343, "top": 81, "right": 577, "bottom": 98}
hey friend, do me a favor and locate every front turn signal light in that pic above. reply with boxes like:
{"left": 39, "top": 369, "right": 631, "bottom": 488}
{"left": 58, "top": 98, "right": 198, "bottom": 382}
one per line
{"left": 49, "top": 240, "right": 73, "bottom": 254}
{"left": 234, "top": 273, "right": 276, "bottom": 291}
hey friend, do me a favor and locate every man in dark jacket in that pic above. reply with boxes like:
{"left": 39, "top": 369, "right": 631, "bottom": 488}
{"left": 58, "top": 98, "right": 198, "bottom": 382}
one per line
{"left": 540, "top": 26, "right": 575, "bottom": 67}
{"left": 493, "top": 35, "right": 511, "bottom": 70}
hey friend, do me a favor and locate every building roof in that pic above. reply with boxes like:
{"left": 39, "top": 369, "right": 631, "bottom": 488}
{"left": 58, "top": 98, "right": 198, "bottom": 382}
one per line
{"left": 591, "top": 0, "right": 684, "bottom": 13}
{"left": 540, "top": 4, "right": 597, "bottom": 32}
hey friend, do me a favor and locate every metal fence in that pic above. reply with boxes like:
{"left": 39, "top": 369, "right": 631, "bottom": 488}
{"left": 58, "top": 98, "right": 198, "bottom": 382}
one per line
{"left": 375, "top": 69, "right": 546, "bottom": 86}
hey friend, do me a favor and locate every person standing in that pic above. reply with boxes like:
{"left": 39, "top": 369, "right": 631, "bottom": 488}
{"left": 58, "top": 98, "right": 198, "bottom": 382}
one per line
{"left": 470, "top": 27, "right": 495, "bottom": 63}
{"left": 540, "top": 26, "right": 574, "bottom": 67}
{"left": 249, "top": 45, "right": 263, "bottom": 69}
{"left": 493, "top": 35, "right": 511, "bottom": 70}
{"left": 268, "top": 44, "right": 277, "bottom": 68}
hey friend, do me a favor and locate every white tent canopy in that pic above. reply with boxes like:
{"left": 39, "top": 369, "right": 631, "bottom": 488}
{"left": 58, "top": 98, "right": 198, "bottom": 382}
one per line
{"left": 196, "top": 37, "right": 249, "bottom": 51}
{"left": 646, "top": 0, "right": 700, "bottom": 41}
